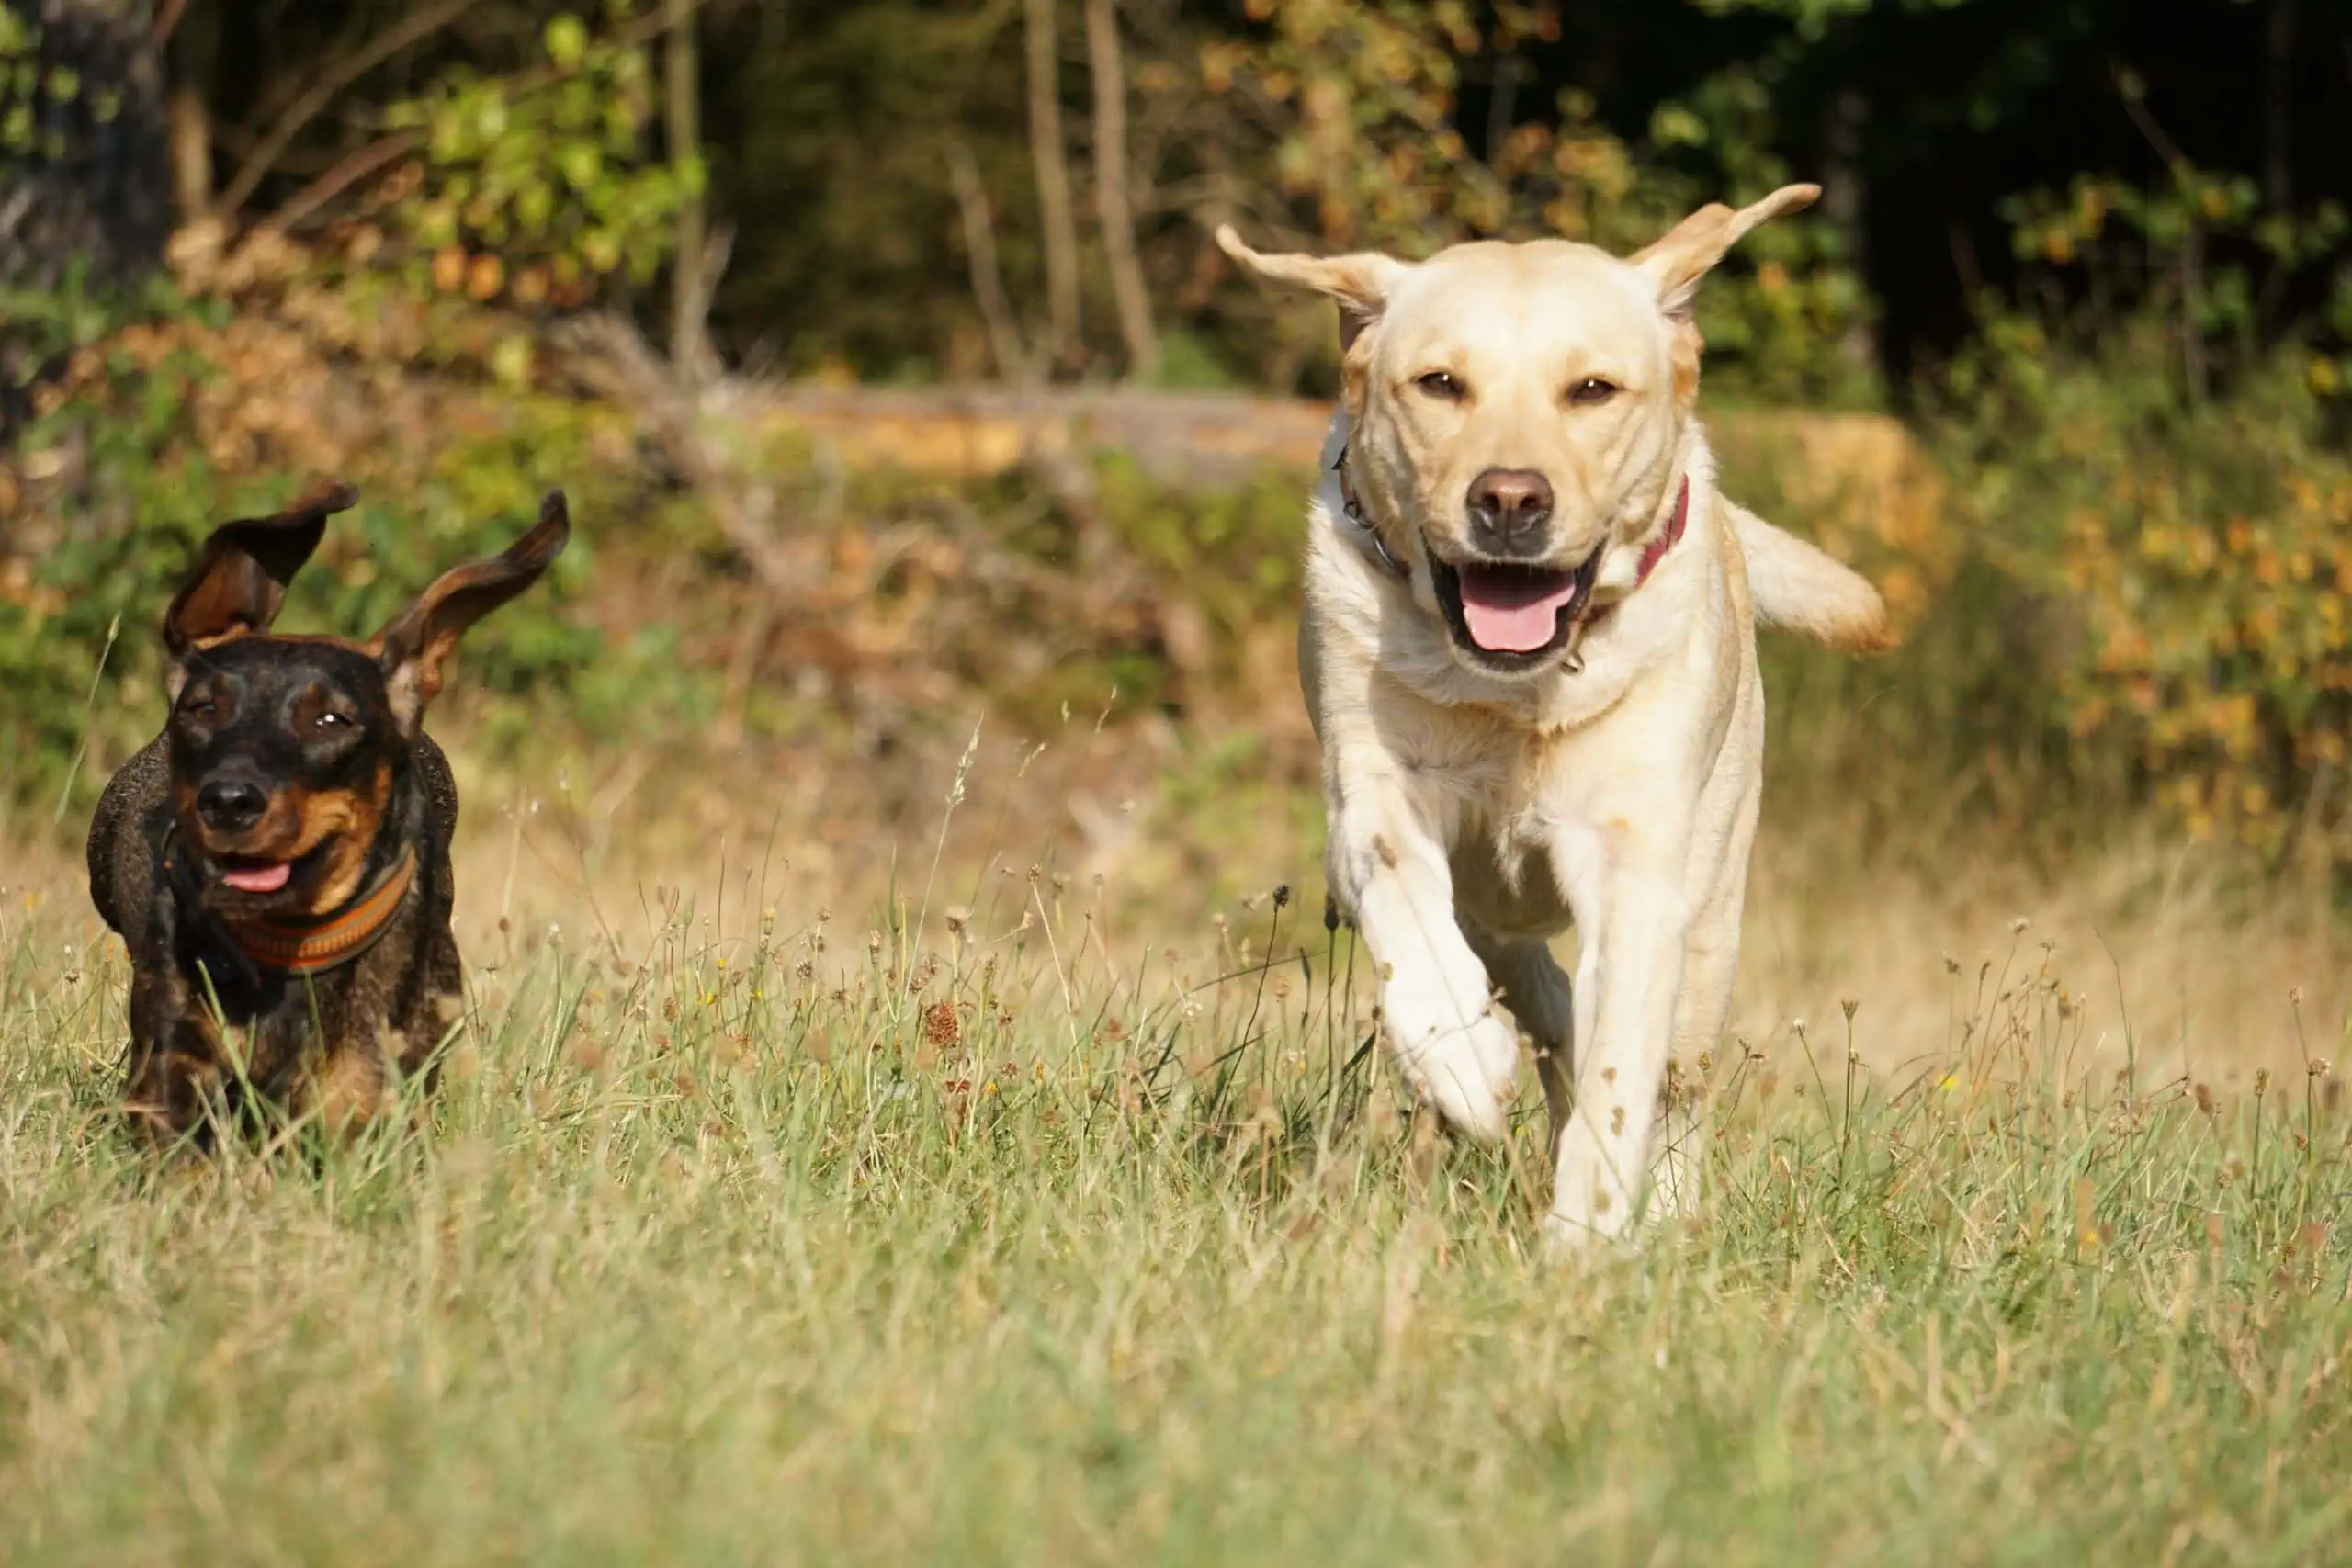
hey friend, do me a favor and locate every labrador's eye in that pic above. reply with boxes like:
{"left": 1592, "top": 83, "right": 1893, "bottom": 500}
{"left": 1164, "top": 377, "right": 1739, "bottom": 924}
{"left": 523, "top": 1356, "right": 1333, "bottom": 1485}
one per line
{"left": 1416, "top": 370, "right": 1466, "bottom": 400}
{"left": 1567, "top": 378, "right": 1621, "bottom": 407}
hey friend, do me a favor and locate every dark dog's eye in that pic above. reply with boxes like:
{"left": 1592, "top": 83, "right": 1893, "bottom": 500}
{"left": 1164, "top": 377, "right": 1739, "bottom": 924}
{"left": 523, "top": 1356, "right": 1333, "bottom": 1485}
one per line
{"left": 314, "top": 711, "right": 353, "bottom": 732}
{"left": 182, "top": 697, "right": 217, "bottom": 719}
{"left": 1567, "top": 378, "right": 1621, "bottom": 406}
{"left": 1416, "top": 370, "right": 1466, "bottom": 400}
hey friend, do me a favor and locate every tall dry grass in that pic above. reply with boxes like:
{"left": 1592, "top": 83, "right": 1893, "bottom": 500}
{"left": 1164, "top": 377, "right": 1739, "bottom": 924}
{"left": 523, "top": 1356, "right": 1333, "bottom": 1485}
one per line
{"left": 1, "top": 724, "right": 2346, "bottom": 1563}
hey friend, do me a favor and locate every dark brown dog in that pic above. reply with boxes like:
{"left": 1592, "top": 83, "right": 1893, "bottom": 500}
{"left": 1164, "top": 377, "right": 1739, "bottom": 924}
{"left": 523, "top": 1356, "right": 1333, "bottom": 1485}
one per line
{"left": 86, "top": 481, "right": 571, "bottom": 1145}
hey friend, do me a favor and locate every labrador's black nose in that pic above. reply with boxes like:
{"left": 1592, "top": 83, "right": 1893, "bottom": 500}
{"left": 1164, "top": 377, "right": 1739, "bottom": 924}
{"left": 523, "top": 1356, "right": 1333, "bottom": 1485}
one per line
{"left": 1465, "top": 468, "right": 1555, "bottom": 557}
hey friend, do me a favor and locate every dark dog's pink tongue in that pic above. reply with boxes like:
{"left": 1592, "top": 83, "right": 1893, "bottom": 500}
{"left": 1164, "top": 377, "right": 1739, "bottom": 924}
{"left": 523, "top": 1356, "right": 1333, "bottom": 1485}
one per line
{"left": 1457, "top": 565, "right": 1577, "bottom": 653}
{"left": 221, "top": 862, "right": 291, "bottom": 894}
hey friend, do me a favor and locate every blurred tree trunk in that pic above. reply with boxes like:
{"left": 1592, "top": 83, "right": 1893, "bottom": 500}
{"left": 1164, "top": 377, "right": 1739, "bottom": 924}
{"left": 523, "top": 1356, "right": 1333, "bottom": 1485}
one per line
{"left": 1023, "top": 0, "right": 1082, "bottom": 372}
{"left": 1822, "top": 85, "right": 1875, "bottom": 378}
{"left": 667, "top": 0, "right": 716, "bottom": 380}
{"left": 165, "top": 0, "right": 212, "bottom": 220}
{"left": 2261, "top": 0, "right": 2296, "bottom": 209}
{"left": 0, "top": 0, "right": 174, "bottom": 288}
{"left": 1084, "top": 0, "right": 1156, "bottom": 381}
{"left": 947, "top": 141, "right": 1038, "bottom": 384}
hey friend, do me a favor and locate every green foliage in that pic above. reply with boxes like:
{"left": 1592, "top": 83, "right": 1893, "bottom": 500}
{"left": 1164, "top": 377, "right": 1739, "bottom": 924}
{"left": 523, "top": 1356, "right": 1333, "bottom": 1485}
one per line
{"left": 379, "top": 5, "right": 694, "bottom": 312}
{"left": 1935, "top": 310, "right": 2352, "bottom": 862}
{"left": 0, "top": 282, "right": 718, "bottom": 823}
{"left": 0, "top": 277, "right": 219, "bottom": 803}
{"left": 2002, "top": 164, "right": 2352, "bottom": 388}
{"left": 0, "top": 3, "right": 51, "bottom": 159}
{"left": 1200, "top": 1, "right": 1878, "bottom": 405}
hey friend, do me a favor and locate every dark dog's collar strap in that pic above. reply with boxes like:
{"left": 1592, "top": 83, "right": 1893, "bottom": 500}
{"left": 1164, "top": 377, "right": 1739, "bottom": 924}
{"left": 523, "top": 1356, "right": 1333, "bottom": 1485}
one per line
{"left": 194, "top": 845, "right": 420, "bottom": 978}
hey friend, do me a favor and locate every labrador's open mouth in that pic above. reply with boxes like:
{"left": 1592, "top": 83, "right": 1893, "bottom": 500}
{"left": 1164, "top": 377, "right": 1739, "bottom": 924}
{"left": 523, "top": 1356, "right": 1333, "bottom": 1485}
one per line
{"left": 1430, "top": 550, "right": 1603, "bottom": 669}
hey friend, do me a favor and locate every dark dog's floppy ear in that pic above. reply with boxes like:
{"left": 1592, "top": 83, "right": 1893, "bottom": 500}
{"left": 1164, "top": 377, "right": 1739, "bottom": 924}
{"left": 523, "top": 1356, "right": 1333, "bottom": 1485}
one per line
{"left": 371, "top": 491, "right": 571, "bottom": 736}
{"left": 164, "top": 480, "right": 357, "bottom": 660}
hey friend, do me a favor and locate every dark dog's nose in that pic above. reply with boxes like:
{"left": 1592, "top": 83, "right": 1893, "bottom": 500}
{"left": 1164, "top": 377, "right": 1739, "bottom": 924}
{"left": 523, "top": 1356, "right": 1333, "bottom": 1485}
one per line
{"left": 196, "top": 778, "right": 269, "bottom": 833}
{"left": 1464, "top": 468, "right": 1555, "bottom": 556}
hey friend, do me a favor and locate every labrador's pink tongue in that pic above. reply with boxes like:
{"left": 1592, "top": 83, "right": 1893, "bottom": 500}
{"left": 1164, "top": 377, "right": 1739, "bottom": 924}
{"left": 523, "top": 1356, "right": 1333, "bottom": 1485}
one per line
{"left": 222, "top": 862, "right": 291, "bottom": 894}
{"left": 1457, "top": 565, "right": 1576, "bottom": 653}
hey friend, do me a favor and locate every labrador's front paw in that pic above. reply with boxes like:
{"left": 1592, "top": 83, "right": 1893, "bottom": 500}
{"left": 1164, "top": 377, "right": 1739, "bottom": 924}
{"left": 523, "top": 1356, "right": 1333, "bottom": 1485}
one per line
{"left": 1381, "top": 982, "right": 1521, "bottom": 1142}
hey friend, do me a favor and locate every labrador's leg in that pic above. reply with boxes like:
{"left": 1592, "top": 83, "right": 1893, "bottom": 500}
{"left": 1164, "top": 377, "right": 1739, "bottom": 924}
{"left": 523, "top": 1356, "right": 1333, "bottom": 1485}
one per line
{"left": 1652, "top": 690, "right": 1767, "bottom": 1224}
{"left": 1542, "top": 821, "right": 1693, "bottom": 1248}
{"left": 1329, "top": 763, "right": 1520, "bottom": 1141}
{"left": 1468, "top": 929, "right": 1576, "bottom": 1148}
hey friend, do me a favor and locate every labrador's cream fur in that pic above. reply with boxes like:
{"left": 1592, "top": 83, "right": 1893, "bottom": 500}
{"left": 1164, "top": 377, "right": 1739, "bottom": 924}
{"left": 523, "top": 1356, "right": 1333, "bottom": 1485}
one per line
{"left": 1219, "top": 186, "right": 1893, "bottom": 1247}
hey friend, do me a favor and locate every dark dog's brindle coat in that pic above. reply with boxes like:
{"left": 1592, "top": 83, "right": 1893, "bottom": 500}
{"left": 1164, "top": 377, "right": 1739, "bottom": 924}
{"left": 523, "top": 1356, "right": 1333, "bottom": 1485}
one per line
{"left": 86, "top": 482, "right": 570, "bottom": 1144}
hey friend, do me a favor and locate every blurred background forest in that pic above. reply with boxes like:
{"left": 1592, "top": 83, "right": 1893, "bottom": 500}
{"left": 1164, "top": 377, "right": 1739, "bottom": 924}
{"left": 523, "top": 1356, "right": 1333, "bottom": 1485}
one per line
{"left": 6, "top": 0, "right": 2352, "bottom": 922}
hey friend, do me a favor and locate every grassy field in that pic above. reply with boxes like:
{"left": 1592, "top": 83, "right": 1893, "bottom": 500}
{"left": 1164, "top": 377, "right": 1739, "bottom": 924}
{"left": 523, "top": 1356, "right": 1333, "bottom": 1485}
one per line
{"left": 3, "top": 770, "right": 2349, "bottom": 1566}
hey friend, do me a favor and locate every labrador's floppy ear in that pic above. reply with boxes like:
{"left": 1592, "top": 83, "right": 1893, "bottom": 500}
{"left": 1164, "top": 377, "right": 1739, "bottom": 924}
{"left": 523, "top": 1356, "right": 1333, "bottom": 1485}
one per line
{"left": 371, "top": 490, "right": 571, "bottom": 736}
{"left": 163, "top": 479, "right": 357, "bottom": 661}
{"left": 1216, "top": 224, "right": 1414, "bottom": 353}
{"left": 1634, "top": 183, "right": 1820, "bottom": 321}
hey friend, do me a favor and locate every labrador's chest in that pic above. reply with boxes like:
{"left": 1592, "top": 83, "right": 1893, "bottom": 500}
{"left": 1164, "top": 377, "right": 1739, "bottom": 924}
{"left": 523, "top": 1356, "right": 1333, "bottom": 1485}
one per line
{"left": 1421, "top": 694, "right": 1699, "bottom": 942}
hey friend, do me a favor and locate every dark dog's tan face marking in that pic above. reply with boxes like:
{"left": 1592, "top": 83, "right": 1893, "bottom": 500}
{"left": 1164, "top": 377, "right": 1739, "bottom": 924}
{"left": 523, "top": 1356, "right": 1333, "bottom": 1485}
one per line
{"left": 168, "top": 637, "right": 406, "bottom": 918}
{"left": 159, "top": 491, "right": 571, "bottom": 919}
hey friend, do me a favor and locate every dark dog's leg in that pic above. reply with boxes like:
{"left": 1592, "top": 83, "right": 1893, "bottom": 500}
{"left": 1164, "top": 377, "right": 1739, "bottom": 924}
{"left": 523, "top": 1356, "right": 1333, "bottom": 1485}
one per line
{"left": 120, "top": 881, "right": 241, "bottom": 1147}
{"left": 122, "top": 974, "right": 230, "bottom": 1147}
{"left": 299, "top": 1037, "right": 395, "bottom": 1137}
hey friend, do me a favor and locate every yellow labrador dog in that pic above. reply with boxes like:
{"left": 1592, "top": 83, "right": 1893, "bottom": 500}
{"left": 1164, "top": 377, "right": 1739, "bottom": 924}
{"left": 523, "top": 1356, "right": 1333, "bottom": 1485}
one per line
{"left": 1218, "top": 185, "right": 1892, "bottom": 1248}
